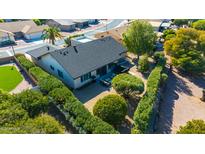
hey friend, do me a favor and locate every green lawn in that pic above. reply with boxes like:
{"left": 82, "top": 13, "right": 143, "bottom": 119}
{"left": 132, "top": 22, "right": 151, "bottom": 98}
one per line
{"left": 0, "top": 66, "right": 23, "bottom": 91}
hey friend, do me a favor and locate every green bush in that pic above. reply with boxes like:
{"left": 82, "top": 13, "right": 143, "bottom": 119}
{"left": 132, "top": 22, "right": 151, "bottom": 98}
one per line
{"left": 153, "top": 51, "right": 166, "bottom": 65}
{"left": 162, "top": 29, "right": 176, "bottom": 39}
{"left": 19, "top": 59, "right": 118, "bottom": 134}
{"left": 29, "top": 67, "right": 49, "bottom": 81}
{"left": 49, "top": 87, "right": 73, "bottom": 105}
{"left": 28, "top": 114, "right": 65, "bottom": 134}
{"left": 15, "top": 90, "right": 49, "bottom": 117}
{"left": 0, "top": 101, "right": 29, "bottom": 126}
{"left": 63, "top": 92, "right": 119, "bottom": 134}
{"left": 112, "top": 73, "right": 144, "bottom": 97}
{"left": 0, "top": 89, "right": 13, "bottom": 103}
{"left": 177, "top": 119, "right": 205, "bottom": 134}
{"left": 39, "top": 75, "right": 64, "bottom": 93}
{"left": 33, "top": 19, "right": 42, "bottom": 25}
{"left": 138, "top": 54, "right": 149, "bottom": 72}
{"left": 17, "top": 56, "right": 35, "bottom": 71}
{"left": 192, "top": 20, "right": 205, "bottom": 30}
{"left": 133, "top": 64, "right": 163, "bottom": 133}
{"left": 93, "top": 94, "right": 127, "bottom": 126}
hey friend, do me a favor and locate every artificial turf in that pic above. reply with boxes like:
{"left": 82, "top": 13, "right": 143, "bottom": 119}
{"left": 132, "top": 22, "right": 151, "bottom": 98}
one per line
{"left": 0, "top": 66, "right": 23, "bottom": 91}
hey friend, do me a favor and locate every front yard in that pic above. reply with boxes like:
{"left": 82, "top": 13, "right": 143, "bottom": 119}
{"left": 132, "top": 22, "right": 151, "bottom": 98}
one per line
{"left": 0, "top": 65, "right": 23, "bottom": 91}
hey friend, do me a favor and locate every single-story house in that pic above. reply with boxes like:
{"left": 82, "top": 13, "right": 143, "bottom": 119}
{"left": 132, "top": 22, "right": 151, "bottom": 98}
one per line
{"left": 72, "top": 19, "right": 89, "bottom": 28}
{"left": 26, "top": 36, "right": 126, "bottom": 89}
{"left": 0, "top": 20, "right": 48, "bottom": 44}
{"left": 46, "top": 19, "right": 76, "bottom": 32}
{"left": 95, "top": 25, "right": 128, "bottom": 44}
{"left": 21, "top": 25, "right": 48, "bottom": 40}
{"left": 0, "top": 30, "right": 15, "bottom": 46}
{"left": 95, "top": 19, "right": 163, "bottom": 43}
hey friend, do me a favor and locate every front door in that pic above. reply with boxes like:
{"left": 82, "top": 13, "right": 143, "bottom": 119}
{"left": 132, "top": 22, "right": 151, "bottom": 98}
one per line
{"left": 97, "top": 66, "right": 107, "bottom": 77}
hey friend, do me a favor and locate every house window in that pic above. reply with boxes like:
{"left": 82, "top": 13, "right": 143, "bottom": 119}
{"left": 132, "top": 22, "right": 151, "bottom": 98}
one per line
{"left": 50, "top": 65, "right": 55, "bottom": 71}
{"left": 81, "top": 72, "right": 91, "bottom": 82}
{"left": 57, "top": 69, "right": 63, "bottom": 78}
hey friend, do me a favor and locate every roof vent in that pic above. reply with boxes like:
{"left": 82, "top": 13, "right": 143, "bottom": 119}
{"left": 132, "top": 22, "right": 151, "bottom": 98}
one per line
{"left": 73, "top": 46, "right": 78, "bottom": 53}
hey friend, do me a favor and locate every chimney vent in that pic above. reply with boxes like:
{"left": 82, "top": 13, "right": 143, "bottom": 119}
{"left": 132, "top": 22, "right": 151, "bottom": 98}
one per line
{"left": 73, "top": 46, "right": 78, "bottom": 53}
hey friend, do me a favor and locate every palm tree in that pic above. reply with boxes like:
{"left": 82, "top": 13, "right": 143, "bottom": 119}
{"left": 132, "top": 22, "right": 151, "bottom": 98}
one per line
{"left": 64, "top": 37, "right": 71, "bottom": 47}
{"left": 42, "top": 27, "right": 62, "bottom": 45}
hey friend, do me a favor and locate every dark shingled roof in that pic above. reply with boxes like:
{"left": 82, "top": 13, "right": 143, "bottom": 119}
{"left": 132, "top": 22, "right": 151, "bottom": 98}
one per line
{"left": 50, "top": 36, "right": 126, "bottom": 79}
{"left": 26, "top": 44, "right": 58, "bottom": 58}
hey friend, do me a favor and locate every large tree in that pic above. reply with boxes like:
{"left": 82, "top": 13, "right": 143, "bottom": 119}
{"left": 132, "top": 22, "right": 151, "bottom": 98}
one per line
{"left": 123, "top": 20, "right": 156, "bottom": 62}
{"left": 164, "top": 28, "right": 205, "bottom": 74}
{"left": 192, "top": 20, "right": 205, "bottom": 30}
{"left": 42, "top": 26, "right": 62, "bottom": 45}
{"left": 177, "top": 119, "right": 205, "bottom": 134}
{"left": 173, "top": 19, "right": 190, "bottom": 27}
{"left": 15, "top": 90, "right": 49, "bottom": 117}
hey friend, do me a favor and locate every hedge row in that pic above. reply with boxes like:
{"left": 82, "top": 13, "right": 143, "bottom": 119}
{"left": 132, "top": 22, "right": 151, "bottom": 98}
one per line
{"left": 17, "top": 56, "right": 35, "bottom": 71}
{"left": 133, "top": 64, "right": 164, "bottom": 133}
{"left": 18, "top": 56, "right": 118, "bottom": 134}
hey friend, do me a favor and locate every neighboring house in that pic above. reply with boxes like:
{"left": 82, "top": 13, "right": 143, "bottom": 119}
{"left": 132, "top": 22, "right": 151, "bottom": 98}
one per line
{"left": 21, "top": 25, "right": 48, "bottom": 40}
{"left": 72, "top": 19, "right": 89, "bottom": 28}
{"left": 46, "top": 19, "right": 76, "bottom": 32}
{"left": 95, "top": 19, "right": 163, "bottom": 43}
{"left": 0, "top": 20, "right": 48, "bottom": 43}
{"left": 26, "top": 36, "right": 126, "bottom": 89}
{"left": 95, "top": 25, "right": 128, "bottom": 44}
{"left": 0, "top": 30, "right": 15, "bottom": 46}
{"left": 47, "top": 19, "right": 97, "bottom": 31}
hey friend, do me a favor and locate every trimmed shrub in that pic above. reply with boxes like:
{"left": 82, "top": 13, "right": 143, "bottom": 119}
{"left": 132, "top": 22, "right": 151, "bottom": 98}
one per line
{"left": 62, "top": 91, "right": 119, "bottom": 134}
{"left": 133, "top": 64, "right": 164, "bottom": 133}
{"left": 93, "top": 94, "right": 127, "bottom": 126}
{"left": 19, "top": 58, "right": 118, "bottom": 134}
{"left": 17, "top": 56, "right": 35, "bottom": 71}
{"left": 138, "top": 54, "right": 149, "bottom": 73}
{"left": 39, "top": 75, "right": 64, "bottom": 93}
{"left": 15, "top": 90, "right": 49, "bottom": 117}
{"left": 29, "top": 67, "right": 49, "bottom": 81}
{"left": 112, "top": 73, "right": 144, "bottom": 97}
{"left": 49, "top": 87, "right": 73, "bottom": 105}
{"left": 177, "top": 119, "right": 205, "bottom": 134}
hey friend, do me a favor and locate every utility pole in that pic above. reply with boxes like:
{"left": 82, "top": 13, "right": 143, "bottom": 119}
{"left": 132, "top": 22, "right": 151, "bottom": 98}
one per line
{"left": 7, "top": 32, "right": 15, "bottom": 57}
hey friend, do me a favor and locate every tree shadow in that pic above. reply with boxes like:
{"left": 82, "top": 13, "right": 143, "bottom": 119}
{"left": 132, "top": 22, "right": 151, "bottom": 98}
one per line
{"left": 179, "top": 72, "right": 205, "bottom": 90}
{"left": 156, "top": 71, "right": 192, "bottom": 133}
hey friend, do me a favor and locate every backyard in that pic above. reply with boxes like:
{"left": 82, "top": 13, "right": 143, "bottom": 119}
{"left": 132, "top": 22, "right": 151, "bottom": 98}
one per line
{"left": 0, "top": 65, "right": 23, "bottom": 91}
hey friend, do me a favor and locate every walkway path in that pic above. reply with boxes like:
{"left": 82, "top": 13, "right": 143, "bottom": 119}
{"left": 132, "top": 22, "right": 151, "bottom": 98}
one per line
{"left": 157, "top": 70, "right": 205, "bottom": 133}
